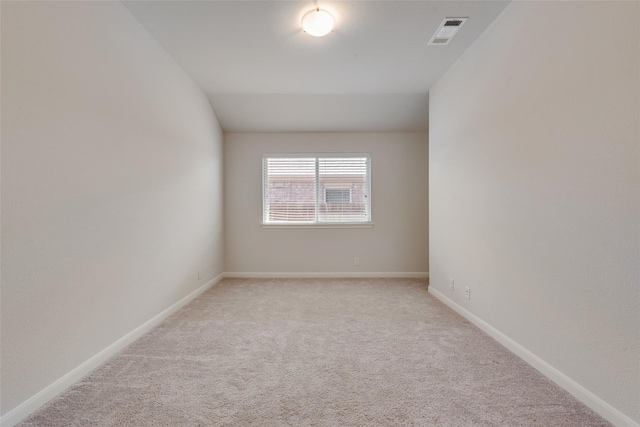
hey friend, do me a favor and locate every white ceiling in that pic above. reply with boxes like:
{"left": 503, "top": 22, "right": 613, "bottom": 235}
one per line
{"left": 122, "top": 1, "right": 510, "bottom": 132}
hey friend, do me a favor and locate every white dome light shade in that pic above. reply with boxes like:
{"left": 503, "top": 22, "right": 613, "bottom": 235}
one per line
{"left": 301, "top": 9, "right": 334, "bottom": 37}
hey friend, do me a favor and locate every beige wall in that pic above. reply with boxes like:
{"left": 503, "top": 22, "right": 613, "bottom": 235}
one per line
{"left": 1, "top": 1, "right": 224, "bottom": 416}
{"left": 429, "top": 1, "right": 639, "bottom": 424}
{"left": 224, "top": 132, "right": 428, "bottom": 275}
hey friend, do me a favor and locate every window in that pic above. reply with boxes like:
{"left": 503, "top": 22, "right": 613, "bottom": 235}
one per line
{"left": 325, "top": 188, "right": 351, "bottom": 204}
{"left": 263, "top": 154, "right": 371, "bottom": 225}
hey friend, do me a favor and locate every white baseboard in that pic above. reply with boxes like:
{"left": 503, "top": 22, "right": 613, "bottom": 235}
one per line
{"left": 223, "top": 272, "right": 429, "bottom": 279}
{"left": 428, "top": 287, "right": 639, "bottom": 427}
{"left": 0, "top": 274, "right": 224, "bottom": 427}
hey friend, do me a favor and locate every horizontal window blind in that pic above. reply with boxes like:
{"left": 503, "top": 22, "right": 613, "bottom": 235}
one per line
{"left": 318, "top": 157, "right": 369, "bottom": 223}
{"left": 263, "top": 155, "right": 371, "bottom": 224}
{"left": 263, "top": 158, "right": 316, "bottom": 223}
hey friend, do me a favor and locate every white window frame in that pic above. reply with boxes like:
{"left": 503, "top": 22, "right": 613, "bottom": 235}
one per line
{"left": 262, "top": 153, "right": 373, "bottom": 228}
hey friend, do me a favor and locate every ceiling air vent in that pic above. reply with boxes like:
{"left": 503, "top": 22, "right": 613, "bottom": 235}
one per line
{"left": 429, "top": 17, "right": 468, "bottom": 46}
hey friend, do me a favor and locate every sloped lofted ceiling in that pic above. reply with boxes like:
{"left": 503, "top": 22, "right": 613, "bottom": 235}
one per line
{"left": 122, "top": 1, "right": 510, "bottom": 132}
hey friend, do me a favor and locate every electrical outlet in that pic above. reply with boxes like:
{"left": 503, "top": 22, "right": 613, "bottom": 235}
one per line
{"left": 464, "top": 287, "right": 470, "bottom": 300}
{"left": 354, "top": 257, "right": 360, "bottom": 266}
{"left": 449, "top": 279, "right": 454, "bottom": 291}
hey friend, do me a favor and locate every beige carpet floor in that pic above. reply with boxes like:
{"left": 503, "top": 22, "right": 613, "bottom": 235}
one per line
{"left": 20, "top": 278, "right": 610, "bottom": 426}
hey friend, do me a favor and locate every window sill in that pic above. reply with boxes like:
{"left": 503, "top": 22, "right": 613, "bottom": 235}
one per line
{"left": 261, "top": 223, "right": 374, "bottom": 229}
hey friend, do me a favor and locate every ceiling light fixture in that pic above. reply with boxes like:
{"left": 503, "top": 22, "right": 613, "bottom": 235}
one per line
{"left": 301, "top": 8, "right": 334, "bottom": 37}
